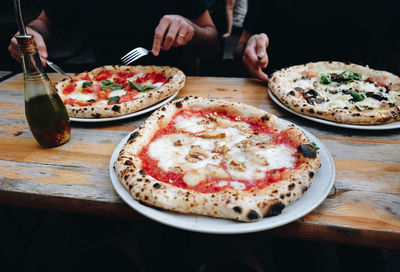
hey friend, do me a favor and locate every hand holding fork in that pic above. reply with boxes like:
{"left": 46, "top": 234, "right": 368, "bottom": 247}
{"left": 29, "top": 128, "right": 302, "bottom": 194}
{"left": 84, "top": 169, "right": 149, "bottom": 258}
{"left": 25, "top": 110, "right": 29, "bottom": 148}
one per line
{"left": 121, "top": 14, "right": 194, "bottom": 65}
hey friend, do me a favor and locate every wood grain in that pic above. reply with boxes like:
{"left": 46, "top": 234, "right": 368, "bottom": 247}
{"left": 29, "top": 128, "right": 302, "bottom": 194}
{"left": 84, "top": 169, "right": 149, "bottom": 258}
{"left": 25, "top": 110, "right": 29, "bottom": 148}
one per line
{"left": 1, "top": 73, "right": 399, "bottom": 249}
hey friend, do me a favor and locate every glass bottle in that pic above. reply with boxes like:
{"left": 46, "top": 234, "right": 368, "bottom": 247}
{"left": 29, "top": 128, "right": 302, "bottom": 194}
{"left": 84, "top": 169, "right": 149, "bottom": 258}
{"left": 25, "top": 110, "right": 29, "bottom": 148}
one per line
{"left": 16, "top": 34, "right": 71, "bottom": 148}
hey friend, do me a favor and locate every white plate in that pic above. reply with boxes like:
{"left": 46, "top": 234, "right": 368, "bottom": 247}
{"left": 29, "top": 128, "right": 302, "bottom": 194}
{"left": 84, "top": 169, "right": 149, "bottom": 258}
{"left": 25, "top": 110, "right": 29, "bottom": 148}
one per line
{"left": 109, "top": 124, "right": 335, "bottom": 234}
{"left": 70, "top": 92, "right": 178, "bottom": 122}
{"left": 268, "top": 89, "right": 400, "bottom": 130}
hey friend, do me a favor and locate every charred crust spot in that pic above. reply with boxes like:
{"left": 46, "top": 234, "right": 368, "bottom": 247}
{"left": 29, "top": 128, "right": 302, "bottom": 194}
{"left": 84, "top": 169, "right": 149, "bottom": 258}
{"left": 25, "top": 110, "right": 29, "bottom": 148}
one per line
{"left": 183, "top": 97, "right": 190, "bottom": 100}
{"left": 261, "top": 115, "right": 270, "bottom": 121}
{"left": 309, "top": 108, "right": 315, "bottom": 114}
{"left": 286, "top": 192, "right": 291, "bottom": 197}
{"left": 298, "top": 144, "right": 317, "bottom": 158}
{"left": 309, "top": 171, "right": 315, "bottom": 178}
{"left": 128, "top": 131, "right": 139, "bottom": 140}
{"left": 289, "top": 90, "right": 296, "bottom": 96}
{"left": 124, "top": 175, "right": 129, "bottom": 180}
{"left": 288, "top": 183, "right": 295, "bottom": 190}
{"left": 267, "top": 202, "right": 285, "bottom": 216}
{"left": 112, "top": 105, "right": 121, "bottom": 112}
{"left": 175, "top": 101, "right": 183, "bottom": 108}
{"left": 153, "top": 183, "right": 161, "bottom": 189}
{"left": 161, "top": 107, "right": 166, "bottom": 111}
{"left": 124, "top": 160, "right": 133, "bottom": 166}
{"left": 280, "top": 194, "right": 285, "bottom": 199}
{"left": 247, "top": 210, "right": 260, "bottom": 220}
{"left": 302, "top": 186, "right": 309, "bottom": 193}
{"left": 139, "top": 169, "right": 146, "bottom": 175}
{"left": 233, "top": 206, "right": 242, "bottom": 214}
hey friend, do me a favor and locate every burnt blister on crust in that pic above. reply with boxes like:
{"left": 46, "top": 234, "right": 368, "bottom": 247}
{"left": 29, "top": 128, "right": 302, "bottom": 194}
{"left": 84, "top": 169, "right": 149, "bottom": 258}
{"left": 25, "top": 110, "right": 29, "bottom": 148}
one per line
{"left": 124, "top": 160, "right": 134, "bottom": 166}
{"left": 261, "top": 115, "right": 270, "bottom": 121}
{"left": 233, "top": 206, "right": 242, "bottom": 214}
{"left": 266, "top": 202, "right": 285, "bottom": 217}
{"left": 247, "top": 210, "right": 260, "bottom": 220}
{"left": 298, "top": 144, "right": 317, "bottom": 158}
{"left": 175, "top": 101, "right": 183, "bottom": 108}
{"left": 128, "top": 131, "right": 139, "bottom": 141}
{"left": 112, "top": 105, "right": 121, "bottom": 112}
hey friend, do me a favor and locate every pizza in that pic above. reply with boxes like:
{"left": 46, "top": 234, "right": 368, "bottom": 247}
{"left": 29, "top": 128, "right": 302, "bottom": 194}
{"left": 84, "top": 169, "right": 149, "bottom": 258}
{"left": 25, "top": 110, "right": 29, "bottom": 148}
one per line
{"left": 114, "top": 96, "right": 321, "bottom": 222}
{"left": 55, "top": 65, "right": 185, "bottom": 118}
{"left": 268, "top": 61, "right": 400, "bottom": 125}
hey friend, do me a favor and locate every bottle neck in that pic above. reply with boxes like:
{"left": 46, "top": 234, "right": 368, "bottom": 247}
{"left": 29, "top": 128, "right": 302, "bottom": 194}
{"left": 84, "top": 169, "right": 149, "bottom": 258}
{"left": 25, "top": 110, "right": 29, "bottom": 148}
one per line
{"left": 16, "top": 34, "right": 49, "bottom": 81}
{"left": 16, "top": 34, "right": 54, "bottom": 99}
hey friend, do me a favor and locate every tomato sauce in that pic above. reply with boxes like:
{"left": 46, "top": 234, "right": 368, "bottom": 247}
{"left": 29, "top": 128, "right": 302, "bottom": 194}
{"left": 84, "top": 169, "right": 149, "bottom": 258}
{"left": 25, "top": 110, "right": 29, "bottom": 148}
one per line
{"left": 138, "top": 109, "right": 300, "bottom": 193}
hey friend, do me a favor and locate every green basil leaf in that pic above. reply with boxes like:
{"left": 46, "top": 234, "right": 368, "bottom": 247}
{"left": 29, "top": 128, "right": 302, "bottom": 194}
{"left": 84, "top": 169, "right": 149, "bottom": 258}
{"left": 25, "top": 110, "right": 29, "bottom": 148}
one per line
{"left": 82, "top": 81, "right": 93, "bottom": 88}
{"left": 349, "top": 89, "right": 365, "bottom": 102}
{"left": 320, "top": 75, "right": 330, "bottom": 84}
{"left": 311, "top": 142, "right": 320, "bottom": 151}
{"left": 339, "top": 71, "right": 362, "bottom": 82}
{"left": 108, "top": 96, "right": 120, "bottom": 104}
{"left": 128, "top": 81, "right": 158, "bottom": 92}
{"left": 101, "top": 79, "right": 113, "bottom": 86}
{"left": 109, "top": 83, "right": 124, "bottom": 91}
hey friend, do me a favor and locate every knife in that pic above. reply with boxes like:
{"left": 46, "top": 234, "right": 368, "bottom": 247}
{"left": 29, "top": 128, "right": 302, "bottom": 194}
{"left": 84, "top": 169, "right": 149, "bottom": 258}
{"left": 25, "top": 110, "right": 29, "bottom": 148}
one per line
{"left": 46, "top": 59, "right": 72, "bottom": 79}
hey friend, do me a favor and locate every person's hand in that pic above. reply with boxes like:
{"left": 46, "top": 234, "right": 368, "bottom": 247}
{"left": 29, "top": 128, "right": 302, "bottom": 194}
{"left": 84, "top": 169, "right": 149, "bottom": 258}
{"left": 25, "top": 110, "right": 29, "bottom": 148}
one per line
{"left": 8, "top": 26, "right": 48, "bottom": 67}
{"left": 152, "top": 15, "right": 195, "bottom": 56}
{"left": 242, "top": 33, "right": 269, "bottom": 82}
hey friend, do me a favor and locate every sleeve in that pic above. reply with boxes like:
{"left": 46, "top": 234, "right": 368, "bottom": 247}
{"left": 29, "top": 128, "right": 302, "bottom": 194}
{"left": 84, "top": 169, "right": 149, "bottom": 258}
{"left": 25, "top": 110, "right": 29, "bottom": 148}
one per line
{"left": 43, "top": 0, "right": 79, "bottom": 28}
{"left": 179, "top": 0, "right": 210, "bottom": 19}
{"left": 242, "top": 0, "right": 269, "bottom": 34}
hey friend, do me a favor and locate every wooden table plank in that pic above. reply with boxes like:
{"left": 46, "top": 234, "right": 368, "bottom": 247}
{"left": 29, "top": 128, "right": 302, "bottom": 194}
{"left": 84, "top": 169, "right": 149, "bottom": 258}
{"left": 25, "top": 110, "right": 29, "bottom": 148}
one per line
{"left": 1, "top": 73, "right": 399, "bottom": 249}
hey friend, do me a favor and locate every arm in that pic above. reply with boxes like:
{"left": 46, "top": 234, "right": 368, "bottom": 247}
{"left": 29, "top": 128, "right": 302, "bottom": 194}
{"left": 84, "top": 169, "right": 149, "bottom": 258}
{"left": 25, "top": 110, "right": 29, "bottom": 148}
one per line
{"left": 152, "top": 10, "right": 220, "bottom": 60}
{"left": 8, "top": 10, "right": 51, "bottom": 66}
{"left": 234, "top": 29, "right": 270, "bottom": 82}
{"left": 223, "top": 0, "right": 236, "bottom": 38}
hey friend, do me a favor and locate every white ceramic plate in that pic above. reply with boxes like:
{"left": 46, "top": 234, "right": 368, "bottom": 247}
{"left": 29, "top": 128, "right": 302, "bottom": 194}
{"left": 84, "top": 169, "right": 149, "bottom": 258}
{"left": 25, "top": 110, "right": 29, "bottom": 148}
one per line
{"left": 268, "top": 89, "right": 400, "bottom": 130}
{"left": 70, "top": 92, "right": 178, "bottom": 122}
{"left": 109, "top": 123, "right": 335, "bottom": 234}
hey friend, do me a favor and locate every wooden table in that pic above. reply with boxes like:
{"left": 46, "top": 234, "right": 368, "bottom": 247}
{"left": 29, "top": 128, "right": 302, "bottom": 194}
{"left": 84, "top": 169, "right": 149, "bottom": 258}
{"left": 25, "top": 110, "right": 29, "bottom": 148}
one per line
{"left": 1, "top": 73, "right": 399, "bottom": 249}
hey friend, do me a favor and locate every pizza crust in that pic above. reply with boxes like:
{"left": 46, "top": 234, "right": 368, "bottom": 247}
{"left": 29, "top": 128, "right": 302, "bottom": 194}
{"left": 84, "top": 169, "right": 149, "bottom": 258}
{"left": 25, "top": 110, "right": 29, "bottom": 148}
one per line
{"left": 269, "top": 61, "right": 400, "bottom": 125}
{"left": 114, "top": 96, "right": 321, "bottom": 222}
{"left": 55, "top": 65, "right": 185, "bottom": 118}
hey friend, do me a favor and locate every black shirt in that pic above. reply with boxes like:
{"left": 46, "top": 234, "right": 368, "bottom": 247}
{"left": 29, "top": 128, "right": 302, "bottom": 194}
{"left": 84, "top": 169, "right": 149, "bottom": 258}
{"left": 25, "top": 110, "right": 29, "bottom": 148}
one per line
{"left": 243, "top": 0, "right": 399, "bottom": 74}
{"left": 44, "top": 0, "right": 210, "bottom": 71}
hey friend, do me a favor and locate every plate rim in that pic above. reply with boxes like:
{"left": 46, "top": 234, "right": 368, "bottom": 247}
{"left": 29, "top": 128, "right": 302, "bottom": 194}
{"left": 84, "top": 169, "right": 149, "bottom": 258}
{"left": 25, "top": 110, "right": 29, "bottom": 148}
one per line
{"left": 109, "top": 123, "right": 335, "bottom": 234}
{"left": 69, "top": 91, "right": 178, "bottom": 122}
{"left": 268, "top": 89, "right": 400, "bottom": 130}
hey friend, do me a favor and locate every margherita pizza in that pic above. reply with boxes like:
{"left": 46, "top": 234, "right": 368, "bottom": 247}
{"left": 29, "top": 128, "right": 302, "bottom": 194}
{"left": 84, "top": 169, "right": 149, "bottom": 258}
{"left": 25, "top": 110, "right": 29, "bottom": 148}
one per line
{"left": 269, "top": 61, "right": 400, "bottom": 125}
{"left": 114, "top": 97, "right": 321, "bottom": 222}
{"left": 55, "top": 65, "right": 185, "bottom": 118}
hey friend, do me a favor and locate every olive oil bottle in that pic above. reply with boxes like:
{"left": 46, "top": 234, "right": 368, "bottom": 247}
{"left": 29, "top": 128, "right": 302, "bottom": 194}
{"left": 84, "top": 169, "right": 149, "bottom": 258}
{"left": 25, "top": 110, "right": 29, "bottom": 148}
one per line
{"left": 17, "top": 35, "right": 71, "bottom": 147}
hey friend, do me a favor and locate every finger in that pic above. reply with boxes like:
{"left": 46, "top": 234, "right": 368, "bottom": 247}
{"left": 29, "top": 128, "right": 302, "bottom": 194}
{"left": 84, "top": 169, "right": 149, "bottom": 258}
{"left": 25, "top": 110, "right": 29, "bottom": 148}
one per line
{"left": 163, "top": 18, "right": 180, "bottom": 51}
{"left": 254, "top": 68, "right": 269, "bottom": 83}
{"left": 34, "top": 34, "right": 48, "bottom": 59}
{"left": 152, "top": 17, "right": 170, "bottom": 56}
{"left": 173, "top": 25, "right": 189, "bottom": 47}
{"left": 9, "top": 37, "right": 21, "bottom": 63}
{"left": 244, "top": 39, "right": 259, "bottom": 67}
{"left": 243, "top": 55, "right": 269, "bottom": 82}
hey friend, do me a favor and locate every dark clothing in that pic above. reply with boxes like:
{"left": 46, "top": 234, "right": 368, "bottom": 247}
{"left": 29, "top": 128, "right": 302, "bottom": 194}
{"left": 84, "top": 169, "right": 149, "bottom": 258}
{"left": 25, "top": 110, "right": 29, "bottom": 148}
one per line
{"left": 243, "top": 0, "right": 399, "bottom": 75}
{"left": 44, "top": 0, "right": 210, "bottom": 72}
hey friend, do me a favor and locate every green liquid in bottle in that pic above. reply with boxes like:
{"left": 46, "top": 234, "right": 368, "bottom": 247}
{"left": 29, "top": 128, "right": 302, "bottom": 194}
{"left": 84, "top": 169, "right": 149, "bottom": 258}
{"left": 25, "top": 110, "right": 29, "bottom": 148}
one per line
{"left": 25, "top": 94, "right": 71, "bottom": 148}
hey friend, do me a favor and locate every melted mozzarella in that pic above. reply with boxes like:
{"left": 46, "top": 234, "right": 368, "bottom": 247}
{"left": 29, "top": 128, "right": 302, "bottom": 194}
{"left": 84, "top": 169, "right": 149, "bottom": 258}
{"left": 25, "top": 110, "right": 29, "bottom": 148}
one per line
{"left": 109, "top": 89, "right": 126, "bottom": 97}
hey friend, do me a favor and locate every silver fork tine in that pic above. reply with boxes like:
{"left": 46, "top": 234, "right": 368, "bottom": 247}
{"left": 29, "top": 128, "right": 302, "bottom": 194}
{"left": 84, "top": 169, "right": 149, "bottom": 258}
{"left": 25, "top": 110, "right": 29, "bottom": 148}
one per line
{"left": 121, "top": 48, "right": 138, "bottom": 61}
{"left": 122, "top": 51, "right": 141, "bottom": 63}
{"left": 124, "top": 55, "right": 143, "bottom": 65}
{"left": 121, "top": 47, "right": 149, "bottom": 65}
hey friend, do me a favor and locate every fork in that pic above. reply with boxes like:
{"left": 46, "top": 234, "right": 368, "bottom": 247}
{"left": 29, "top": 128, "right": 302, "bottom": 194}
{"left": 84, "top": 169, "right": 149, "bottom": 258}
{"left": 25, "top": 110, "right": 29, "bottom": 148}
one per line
{"left": 121, "top": 47, "right": 151, "bottom": 65}
{"left": 46, "top": 59, "right": 72, "bottom": 79}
